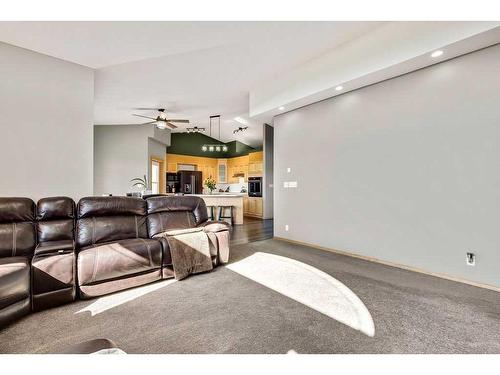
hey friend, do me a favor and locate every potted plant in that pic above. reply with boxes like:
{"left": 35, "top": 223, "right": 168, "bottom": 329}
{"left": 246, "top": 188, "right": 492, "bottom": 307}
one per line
{"left": 130, "top": 175, "right": 149, "bottom": 196}
{"left": 204, "top": 175, "right": 217, "bottom": 194}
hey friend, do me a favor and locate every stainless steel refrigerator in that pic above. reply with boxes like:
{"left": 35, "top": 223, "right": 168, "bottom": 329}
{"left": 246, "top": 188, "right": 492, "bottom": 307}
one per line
{"left": 177, "top": 170, "right": 203, "bottom": 194}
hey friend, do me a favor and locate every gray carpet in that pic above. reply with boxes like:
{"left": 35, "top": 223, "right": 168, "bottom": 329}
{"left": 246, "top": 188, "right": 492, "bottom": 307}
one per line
{"left": 1, "top": 238, "right": 499, "bottom": 354}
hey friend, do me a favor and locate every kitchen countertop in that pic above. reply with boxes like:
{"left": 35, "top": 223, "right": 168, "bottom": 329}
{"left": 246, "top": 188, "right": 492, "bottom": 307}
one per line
{"left": 190, "top": 193, "right": 246, "bottom": 197}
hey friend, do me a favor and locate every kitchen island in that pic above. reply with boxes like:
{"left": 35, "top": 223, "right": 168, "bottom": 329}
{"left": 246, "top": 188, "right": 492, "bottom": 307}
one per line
{"left": 191, "top": 194, "right": 244, "bottom": 224}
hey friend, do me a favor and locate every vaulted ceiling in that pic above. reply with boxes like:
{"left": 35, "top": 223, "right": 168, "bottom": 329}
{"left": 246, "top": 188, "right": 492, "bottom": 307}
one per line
{"left": 0, "top": 21, "right": 382, "bottom": 147}
{"left": 0, "top": 21, "right": 497, "bottom": 147}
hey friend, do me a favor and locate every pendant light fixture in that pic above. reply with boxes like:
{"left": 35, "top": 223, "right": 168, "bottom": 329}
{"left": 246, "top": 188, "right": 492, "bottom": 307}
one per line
{"left": 202, "top": 115, "right": 228, "bottom": 152}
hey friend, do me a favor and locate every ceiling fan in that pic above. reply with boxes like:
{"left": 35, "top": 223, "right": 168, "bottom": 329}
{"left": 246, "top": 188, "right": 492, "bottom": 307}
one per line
{"left": 132, "top": 108, "right": 189, "bottom": 129}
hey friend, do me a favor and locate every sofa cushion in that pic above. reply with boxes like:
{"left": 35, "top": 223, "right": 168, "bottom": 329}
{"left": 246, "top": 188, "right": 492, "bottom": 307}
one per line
{"left": 77, "top": 215, "right": 148, "bottom": 248}
{"left": 76, "top": 197, "right": 148, "bottom": 248}
{"left": 0, "top": 257, "right": 30, "bottom": 310}
{"left": 36, "top": 196, "right": 75, "bottom": 220}
{"left": 0, "top": 198, "right": 36, "bottom": 258}
{"left": 38, "top": 219, "right": 74, "bottom": 243}
{"left": 0, "top": 198, "right": 35, "bottom": 223}
{"left": 0, "top": 222, "right": 36, "bottom": 258}
{"left": 78, "top": 197, "right": 146, "bottom": 219}
{"left": 77, "top": 238, "right": 162, "bottom": 286}
{"left": 147, "top": 196, "right": 207, "bottom": 221}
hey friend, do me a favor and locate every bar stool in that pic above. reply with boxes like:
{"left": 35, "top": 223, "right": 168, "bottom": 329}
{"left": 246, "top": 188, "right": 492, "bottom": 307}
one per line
{"left": 218, "top": 205, "right": 234, "bottom": 226}
{"left": 206, "top": 205, "right": 216, "bottom": 221}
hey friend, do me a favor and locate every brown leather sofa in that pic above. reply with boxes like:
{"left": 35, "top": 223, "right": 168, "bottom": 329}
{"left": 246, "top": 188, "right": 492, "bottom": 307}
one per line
{"left": 0, "top": 195, "right": 231, "bottom": 328}
{"left": 145, "top": 196, "right": 230, "bottom": 273}
{"left": 32, "top": 196, "right": 76, "bottom": 311}
{"left": 76, "top": 196, "right": 163, "bottom": 299}
{"left": 0, "top": 198, "right": 36, "bottom": 327}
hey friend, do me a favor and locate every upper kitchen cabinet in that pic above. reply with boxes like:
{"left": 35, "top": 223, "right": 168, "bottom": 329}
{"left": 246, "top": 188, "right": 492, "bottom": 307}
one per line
{"left": 217, "top": 159, "right": 227, "bottom": 183}
{"left": 248, "top": 151, "right": 263, "bottom": 177}
{"left": 166, "top": 154, "right": 217, "bottom": 182}
{"left": 227, "top": 155, "right": 249, "bottom": 183}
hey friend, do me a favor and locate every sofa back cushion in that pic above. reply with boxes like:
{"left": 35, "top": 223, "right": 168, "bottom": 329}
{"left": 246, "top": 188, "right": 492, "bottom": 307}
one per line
{"left": 36, "top": 196, "right": 75, "bottom": 243}
{"left": 0, "top": 198, "right": 36, "bottom": 258}
{"left": 146, "top": 196, "right": 208, "bottom": 237}
{"left": 76, "top": 197, "right": 147, "bottom": 248}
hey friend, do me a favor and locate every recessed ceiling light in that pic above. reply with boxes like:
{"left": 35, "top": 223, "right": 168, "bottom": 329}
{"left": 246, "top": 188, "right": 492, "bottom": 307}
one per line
{"left": 335, "top": 85, "right": 343, "bottom": 91}
{"left": 234, "top": 116, "right": 248, "bottom": 125}
{"left": 431, "top": 50, "right": 444, "bottom": 58}
{"left": 278, "top": 106, "right": 285, "bottom": 111}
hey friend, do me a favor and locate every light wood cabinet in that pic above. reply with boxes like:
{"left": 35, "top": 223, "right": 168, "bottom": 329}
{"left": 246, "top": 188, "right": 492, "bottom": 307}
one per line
{"left": 217, "top": 159, "right": 227, "bottom": 183}
{"left": 165, "top": 154, "right": 218, "bottom": 182}
{"left": 227, "top": 155, "right": 249, "bottom": 183}
{"left": 248, "top": 151, "right": 263, "bottom": 177}
{"left": 243, "top": 196, "right": 263, "bottom": 218}
{"left": 167, "top": 152, "right": 260, "bottom": 185}
{"left": 167, "top": 163, "right": 177, "bottom": 173}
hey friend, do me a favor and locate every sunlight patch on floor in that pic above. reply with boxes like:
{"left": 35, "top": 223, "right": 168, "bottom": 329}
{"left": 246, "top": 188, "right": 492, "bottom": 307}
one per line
{"left": 75, "top": 279, "right": 177, "bottom": 316}
{"left": 226, "top": 252, "right": 375, "bottom": 337}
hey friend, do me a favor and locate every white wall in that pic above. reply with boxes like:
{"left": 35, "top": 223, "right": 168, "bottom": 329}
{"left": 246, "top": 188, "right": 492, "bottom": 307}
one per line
{"left": 0, "top": 42, "right": 94, "bottom": 201}
{"left": 94, "top": 124, "right": 170, "bottom": 196}
{"left": 274, "top": 45, "right": 500, "bottom": 287}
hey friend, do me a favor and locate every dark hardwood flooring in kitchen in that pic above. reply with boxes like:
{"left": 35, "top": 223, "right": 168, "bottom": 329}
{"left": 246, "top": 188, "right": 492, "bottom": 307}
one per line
{"left": 229, "top": 216, "right": 274, "bottom": 245}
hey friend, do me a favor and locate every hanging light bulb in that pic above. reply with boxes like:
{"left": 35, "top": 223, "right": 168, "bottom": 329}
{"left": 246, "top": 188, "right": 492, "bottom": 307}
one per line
{"left": 222, "top": 145, "right": 228, "bottom": 152}
{"left": 209, "top": 146, "right": 214, "bottom": 152}
{"left": 202, "top": 145, "right": 207, "bottom": 152}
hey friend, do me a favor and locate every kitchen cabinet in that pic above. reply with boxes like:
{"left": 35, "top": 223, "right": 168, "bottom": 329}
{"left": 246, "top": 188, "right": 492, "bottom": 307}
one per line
{"left": 227, "top": 155, "right": 249, "bottom": 183}
{"left": 165, "top": 154, "right": 218, "bottom": 182}
{"left": 166, "top": 152, "right": 260, "bottom": 185}
{"left": 248, "top": 151, "right": 263, "bottom": 177}
{"left": 243, "top": 196, "right": 263, "bottom": 218}
{"left": 167, "top": 163, "right": 177, "bottom": 173}
{"left": 217, "top": 159, "right": 227, "bottom": 183}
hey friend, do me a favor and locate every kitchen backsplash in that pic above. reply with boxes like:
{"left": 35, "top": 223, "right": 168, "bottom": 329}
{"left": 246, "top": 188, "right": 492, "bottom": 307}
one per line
{"left": 214, "top": 182, "right": 248, "bottom": 193}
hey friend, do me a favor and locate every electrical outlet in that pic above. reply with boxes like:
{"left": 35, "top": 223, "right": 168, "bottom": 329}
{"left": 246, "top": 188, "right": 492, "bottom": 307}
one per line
{"left": 466, "top": 252, "right": 476, "bottom": 266}
{"left": 285, "top": 225, "right": 289, "bottom": 231}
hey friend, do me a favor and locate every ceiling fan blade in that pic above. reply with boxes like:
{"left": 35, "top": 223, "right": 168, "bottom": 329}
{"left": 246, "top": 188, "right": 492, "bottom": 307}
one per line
{"left": 142, "top": 121, "right": 158, "bottom": 125}
{"left": 166, "top": 122, "right": 178, "bottom": 129}
{"left": 166, "top": 119, "right": 189, "bottom": 123}
{"left": 133, "top": 114, "right": 157, "bottom": 120}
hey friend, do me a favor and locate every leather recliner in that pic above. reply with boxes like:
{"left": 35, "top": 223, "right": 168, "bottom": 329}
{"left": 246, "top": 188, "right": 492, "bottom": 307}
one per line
{"left": 0, "top": 198, "right": 36, "bottom": 327}
{"left": 76, "top": 196, "right": 163, "bottom": 299}
{"left": 145, "top": 196, "right": 230, "bottom": 278}
{"left": 32, "top": 196, "right": 76, "bottom": 311}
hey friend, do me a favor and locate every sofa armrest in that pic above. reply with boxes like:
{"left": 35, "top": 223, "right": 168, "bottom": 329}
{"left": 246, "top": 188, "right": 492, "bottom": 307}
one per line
{"left": 197, "top": 221, "right": 230, "bottom": 233}
{"left": 35, "top": 240, "right": 75, "bottom": 255}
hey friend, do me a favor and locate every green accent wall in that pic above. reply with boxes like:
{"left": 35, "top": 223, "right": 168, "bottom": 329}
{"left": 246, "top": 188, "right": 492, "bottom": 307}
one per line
{"left": 167, "top": 133, "right": 257, "bottom": 158}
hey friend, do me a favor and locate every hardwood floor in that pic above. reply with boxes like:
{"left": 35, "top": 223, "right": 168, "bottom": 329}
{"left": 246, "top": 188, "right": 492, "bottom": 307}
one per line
{"left": 229, "top": 216, "right": 274, "bottom": 245}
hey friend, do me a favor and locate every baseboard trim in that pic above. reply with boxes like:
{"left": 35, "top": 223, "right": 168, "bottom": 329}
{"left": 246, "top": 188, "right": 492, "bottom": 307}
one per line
{"left": 274, "top": 236, "right": 500, "bottom": 293}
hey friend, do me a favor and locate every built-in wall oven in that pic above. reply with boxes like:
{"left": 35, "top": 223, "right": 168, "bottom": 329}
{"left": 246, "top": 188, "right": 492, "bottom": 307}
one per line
{"left": 248, "top": 177, "right": 262, "bottom": 197}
